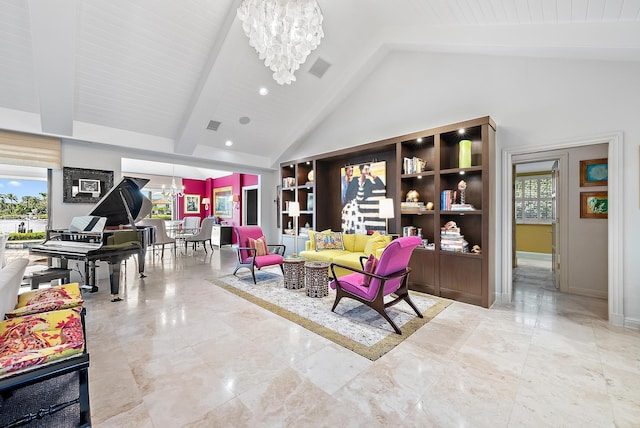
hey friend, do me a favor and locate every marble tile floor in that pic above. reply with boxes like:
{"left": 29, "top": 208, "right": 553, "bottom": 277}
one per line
{"left": 7, "top": 247, "right": 640, "bottom": 427}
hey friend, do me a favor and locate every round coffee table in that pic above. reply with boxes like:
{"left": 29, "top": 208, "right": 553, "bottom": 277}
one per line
{"left": 304, "top": 261, "right": 329, "bottom": 297}
{"left": 283, "top": 258, "right": 305, "bottom": 289}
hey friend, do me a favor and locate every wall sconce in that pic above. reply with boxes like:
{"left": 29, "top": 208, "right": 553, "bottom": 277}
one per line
{"left": 201, "top": 197, "right": 210, "bottom": 211}
{"left": 232, "top": 194, "right": 240, "bottom": 209}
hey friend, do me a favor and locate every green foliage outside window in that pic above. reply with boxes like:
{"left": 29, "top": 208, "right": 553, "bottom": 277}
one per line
{"left": 515, "top": 175, "right": 554, "bottom": 223}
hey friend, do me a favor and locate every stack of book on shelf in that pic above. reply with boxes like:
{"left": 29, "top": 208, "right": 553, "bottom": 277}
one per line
{"left": 451, "top": 203, "right": 475, "bottom": 211}
{"left": 441, "top": 190, "right": 456, "bottom": 210}
{"left": 440, "top": 225, "right": 469, "bottom": 252}
{"left": 401, "top": 201, "right": 426, "bottom": 211}
{"left": 403, "top": 157, "right": 426, "bottom": 174}
{"left": 402, "top": 226, "right": 422, "bottom": 238}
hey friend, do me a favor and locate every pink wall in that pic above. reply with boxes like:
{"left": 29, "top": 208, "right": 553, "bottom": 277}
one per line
{"left": 179, "top": 178, "right": 206, "bottom": 221}
{"left": 212, "top": 174, "right": 240, "bottom": 226}
{"left": 242, "top": 174, "right": 258, "bottom": 186}
{"left": 176, "top": 173, "right": 259, "bottom": 229}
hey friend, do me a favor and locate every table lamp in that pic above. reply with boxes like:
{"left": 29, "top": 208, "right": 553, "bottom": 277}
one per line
{"left": 379, "top": 198, "right": 394, "bottom": 235}
{"left": 289, "top": 201, "right": 300, "bottom": 257}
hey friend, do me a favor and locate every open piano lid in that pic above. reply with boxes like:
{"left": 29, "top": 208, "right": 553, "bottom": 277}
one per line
{"left": 89, "top": 177, "right": 153, "bottom": 227}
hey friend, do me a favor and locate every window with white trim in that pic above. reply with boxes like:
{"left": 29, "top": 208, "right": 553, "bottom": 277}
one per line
{"left": 515, "top": 174, "right": 553, "bottom": 223}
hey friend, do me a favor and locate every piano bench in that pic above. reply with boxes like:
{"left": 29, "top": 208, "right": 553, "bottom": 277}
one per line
{"left": 27, "top": 268, "right": 72, "bottom": 290}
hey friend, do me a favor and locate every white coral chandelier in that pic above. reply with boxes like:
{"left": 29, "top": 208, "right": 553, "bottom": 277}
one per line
{"left": 237, "top": 0, "right": 324, "bottom": 85}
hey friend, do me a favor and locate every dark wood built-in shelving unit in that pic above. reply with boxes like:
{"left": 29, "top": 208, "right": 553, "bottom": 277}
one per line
{"left": 280, "top": 116, "right": 496, "bottom": 308}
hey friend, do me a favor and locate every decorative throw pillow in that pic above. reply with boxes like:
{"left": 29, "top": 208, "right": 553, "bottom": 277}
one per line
{"left": 364, "top": 232, "right": 389, "bottom": 256}
{"left": 0, "top": 308, "right": 85, "bottom": 376}
{"left": 248, "top": 236, "right": 267, "bottom": 256}
{"left": 7, "top": 282, "right": 84, "bottom": 318}
{"left": 361, "top": 254, "right": 378, "bottom": 287}
{"left": 315, "top": 231, "right": 344, "bottom": 251}
{"left": 6, "top": 299, "right": 84, "bottom": 318}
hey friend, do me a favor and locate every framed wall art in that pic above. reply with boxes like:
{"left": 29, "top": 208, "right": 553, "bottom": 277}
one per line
{"left": 214, "top": 186, "right": 233, "bottom": 218}
{"left": 580, "top": 158, "right": 608, "bottom": 187}
{"left": 580, "top": 191, "right": 608, "bottom": 219}
{"left": 63, "top": 167, "right": 114, "bottom": 203}
{"left": 340, "top": 161, "right": 387, "bottom": 234}
{"left": 184, "top": 194, "right": 200, "bottom": 214}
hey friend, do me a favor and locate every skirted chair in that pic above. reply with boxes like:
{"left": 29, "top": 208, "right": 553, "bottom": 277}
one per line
{"left": 233, "top": 226, "right": 285, "bottom": 284}
{"left": 136, "top": 218, "right": 176, "bottom": 258}
{"left": 329, "top": 236, "right": 423, "bottom": 335}
{"left": 184, "top": 217, "right": 215, "bottom": 253}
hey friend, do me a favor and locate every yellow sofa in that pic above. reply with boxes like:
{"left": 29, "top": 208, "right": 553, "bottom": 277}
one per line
{"left": 299, "top": 230, "right": 392, "bottom": 278}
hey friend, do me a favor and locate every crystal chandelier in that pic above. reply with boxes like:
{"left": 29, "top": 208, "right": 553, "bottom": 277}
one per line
{"left": 162, "top": 167, "right": 184, "bottom": 202}
{"left": 237, "top": 0, "right": 324, "bottom": 85}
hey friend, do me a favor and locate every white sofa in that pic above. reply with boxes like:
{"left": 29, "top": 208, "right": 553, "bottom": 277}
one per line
{"left": 0, "top": 258, "right": 28, "bottom": 319}
{"left": 0, "top": 233, "right": 8, "bottom": 268}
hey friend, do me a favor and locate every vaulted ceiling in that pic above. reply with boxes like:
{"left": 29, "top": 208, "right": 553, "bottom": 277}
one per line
{"left": 1, "top": 0, "right": 639, "bottom": 175}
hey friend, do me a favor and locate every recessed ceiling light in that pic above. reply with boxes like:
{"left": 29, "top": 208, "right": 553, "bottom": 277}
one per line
{"left": 225, "top": 140, "right": 233, "bottom": 147}
{"left": 259, "top": 87, "right": 269, "bottom": 96}
{"left": 416, "top": 137, "right": 423, "bottom": 143}
{"left": 458, "top": 129, "right": 465, "bottom": 135}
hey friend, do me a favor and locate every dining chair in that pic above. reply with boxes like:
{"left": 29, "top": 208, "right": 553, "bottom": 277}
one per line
{"left": 329, "top": 236, "right": 423, "bottom": 335}
{"left": 182, "top": 216, "right": 201, "bottom": 233}
{"left": 136, "top": 218, "right": 176, "bottom": 258}
{"left": 184, "top": 217, "right": 215, "bottom": 253}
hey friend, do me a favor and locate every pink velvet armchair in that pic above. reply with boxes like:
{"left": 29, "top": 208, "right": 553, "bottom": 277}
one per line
{"left": 329, "top": 236, "right": 423, "bottom": 334}
{"left": 233, "top": 226, "right": 285, "bottom": 284}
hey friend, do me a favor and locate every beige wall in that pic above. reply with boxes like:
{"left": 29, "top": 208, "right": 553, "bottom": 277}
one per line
{"left": 567, "top": 143, "right": 608, "bottom": 299}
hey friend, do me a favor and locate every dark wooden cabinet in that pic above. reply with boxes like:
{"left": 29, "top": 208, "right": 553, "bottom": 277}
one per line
{"left": 281, "top": 116, "right": 496, "bottom": 308}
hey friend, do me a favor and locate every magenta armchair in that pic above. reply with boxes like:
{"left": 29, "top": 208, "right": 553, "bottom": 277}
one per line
{"left": 329, "top": 236, "right": 423, "bottom": 334}
{"left": 233, "top": 226, "right": 285, "bottom": 284}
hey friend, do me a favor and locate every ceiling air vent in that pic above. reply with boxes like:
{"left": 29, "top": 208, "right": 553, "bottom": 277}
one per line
{"left": 206, "top": 120, "right": 221, "bottom": 131}
{"left": 308, "top": 57, "right": 331, "bottom": 79}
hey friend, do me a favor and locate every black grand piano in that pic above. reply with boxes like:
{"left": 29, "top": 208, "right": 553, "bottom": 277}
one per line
{"left": 30, "top": 177, "right": 156, "bottom": 301}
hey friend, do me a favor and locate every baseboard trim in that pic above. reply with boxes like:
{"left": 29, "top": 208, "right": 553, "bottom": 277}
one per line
{"left": 624, "top": 317, "right": 640, "bottom": 330}
{"left": 516, "top": 251, "right": 552, "bottom": 261}
{"left": 566, "top": 286, "right": 607, "bottom": 300}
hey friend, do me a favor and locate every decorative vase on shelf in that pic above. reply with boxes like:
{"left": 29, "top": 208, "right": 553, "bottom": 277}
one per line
{"left": 459, "top": 140, "right": 472, "bottom": 168}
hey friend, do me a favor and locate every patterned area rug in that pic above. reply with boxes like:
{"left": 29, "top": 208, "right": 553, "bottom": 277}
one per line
{"left": 211, "top": 268, "right": 452, "bottom": 361}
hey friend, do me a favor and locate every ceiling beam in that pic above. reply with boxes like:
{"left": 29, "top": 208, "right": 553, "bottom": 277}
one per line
{"left": 174, "top": 0, "right": 242, "bottom": 156}
{"left": 28, "top": 0, "right": 76, "bottom": 136}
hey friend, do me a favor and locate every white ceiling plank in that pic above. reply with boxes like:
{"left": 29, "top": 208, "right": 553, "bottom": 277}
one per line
{"left": 572, "top": 0, "right": 590, "bottom": 21}
{"left": 603, "top": 0, "right": 624, "bottom": 20}
{"left": 514, "top": 0, "right": 532, "bottom": 23}
{"left": 620, "top": 0, "right": 640, "bottom": 19}
{"left": 456, "top": 0, "right": 479, "bottom": 24}
{"left": 489, "top": 0, "right": 508, "bottom": 22}
{"left": 502, "top": 0, "right": 521, "bottom": 22}
{"left": 0, "top": 0, "right": 638, "bottom": 172}
{"left": 540, "top": 0, "right": 558, "bottom": 22}
{"left": 27, "top": 0, "right": 76, "bottom": 136}
{"left": 466, "top": 0, "right": 490, "bottom": 23}
{"left": 587, "top": 0, "right": 607, "bottom": 21}
{"left": 528, "top": 0, "right": 545, "bottom": 22}
{"left": 557, "top": 0, "right": 572, "bottom": 21}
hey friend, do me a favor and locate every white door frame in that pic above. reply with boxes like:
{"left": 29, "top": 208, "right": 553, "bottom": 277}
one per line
{"left": 501, "top": 132, "right": 624, "bottom": 326}
{"left": 512, "top": 152, "right": 568, "bottom": 293}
